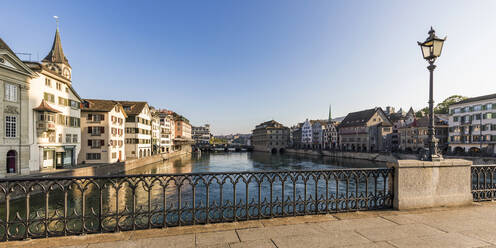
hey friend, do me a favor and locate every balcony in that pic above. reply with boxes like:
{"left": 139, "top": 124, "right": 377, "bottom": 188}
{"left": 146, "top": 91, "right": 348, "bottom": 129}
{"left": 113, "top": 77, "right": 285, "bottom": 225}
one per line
{"left": 37, "top": 121, "right": 56, "bottom": 132}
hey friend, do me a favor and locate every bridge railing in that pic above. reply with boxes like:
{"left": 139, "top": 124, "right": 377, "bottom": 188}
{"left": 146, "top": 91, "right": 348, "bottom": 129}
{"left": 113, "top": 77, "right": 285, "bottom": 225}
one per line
{"left": 0, "top": 168, "right": 393, "bottom": 241}
{"left": 472, "top": 165, "right": 496, "bottom": 201}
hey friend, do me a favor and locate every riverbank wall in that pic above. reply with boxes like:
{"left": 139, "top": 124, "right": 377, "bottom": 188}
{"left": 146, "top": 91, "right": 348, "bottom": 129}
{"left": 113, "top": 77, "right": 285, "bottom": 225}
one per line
{"left": 285, "top": 149, "right": 418, "bottom": 163}
{"left": 12, "top": 146, "right": 192, "bottom": 178}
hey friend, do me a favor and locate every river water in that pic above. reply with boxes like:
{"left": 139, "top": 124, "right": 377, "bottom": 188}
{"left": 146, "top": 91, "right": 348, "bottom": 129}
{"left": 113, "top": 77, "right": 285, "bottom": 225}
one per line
{"left": 123, "top": 151, "right": 386, "bottom": 175}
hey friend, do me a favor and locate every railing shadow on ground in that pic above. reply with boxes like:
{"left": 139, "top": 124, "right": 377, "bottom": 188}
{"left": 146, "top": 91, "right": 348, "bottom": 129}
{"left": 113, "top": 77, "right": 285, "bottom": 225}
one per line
{"left": 0, "top": 168, "right": 394, "bottom": 241}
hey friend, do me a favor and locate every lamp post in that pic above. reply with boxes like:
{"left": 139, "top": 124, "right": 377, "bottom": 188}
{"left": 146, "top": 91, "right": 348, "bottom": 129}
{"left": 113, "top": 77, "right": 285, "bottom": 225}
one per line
{"left": 418, "top": 27, "right": 446, "bottom": 161}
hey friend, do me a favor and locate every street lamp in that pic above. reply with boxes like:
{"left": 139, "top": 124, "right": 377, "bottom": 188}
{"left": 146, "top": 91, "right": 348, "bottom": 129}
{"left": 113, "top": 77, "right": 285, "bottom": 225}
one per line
{"left": 418, "top": 27, "right": 446, "bottom": 161}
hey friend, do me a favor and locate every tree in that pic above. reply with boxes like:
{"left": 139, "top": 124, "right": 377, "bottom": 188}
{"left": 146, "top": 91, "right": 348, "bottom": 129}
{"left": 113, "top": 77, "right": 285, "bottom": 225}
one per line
{"left": 434, "top": 95, "right": 468, "bottom": 114}
{"left": 417, "top": 95, "right": 468, "bottom": 116}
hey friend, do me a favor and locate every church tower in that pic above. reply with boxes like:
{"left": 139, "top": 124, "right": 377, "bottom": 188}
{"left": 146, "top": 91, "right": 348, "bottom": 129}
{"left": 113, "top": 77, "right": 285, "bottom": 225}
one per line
{"left": 42, "top": 27, "right": 72, "bottom": 82}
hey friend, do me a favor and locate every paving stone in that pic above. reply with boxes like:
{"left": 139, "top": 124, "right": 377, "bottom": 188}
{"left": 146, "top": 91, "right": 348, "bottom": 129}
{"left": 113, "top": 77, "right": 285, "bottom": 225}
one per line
{"left": 421, "top": 218, "right": 496, "bottom": 233}
{"left": 458, "top": 228, "right": 496, "bottom": 245}
{"left": 229, "top": 240, "right": 276, "bottom": 248}
{"left": 388, "top": 232, "right": 489, "bottom": 248}
{"left": 272, "top": 231, "right": 371, "bottom": 248}
{"left": 380, "top": 214, "right": 418, "bottom": 225}
{"left": 356, "top": 223, "right": 445, "bottom": 242}
{"left": 236, "top": 223, "right": 325, "bottom": 241}
{"left": 317, "top": 217, "right": 397, "bottom": 232}
{"left": 133, "top": 234, "right": 195, "bottom": 248}
{"left": 196, "top": 230, "right": 240, "bottom": 246}
{"left": 337, "top": 241, "right": 396, "bottom": 248}
{"left": 87, "top": 240, "right": 138, "bottom": 248}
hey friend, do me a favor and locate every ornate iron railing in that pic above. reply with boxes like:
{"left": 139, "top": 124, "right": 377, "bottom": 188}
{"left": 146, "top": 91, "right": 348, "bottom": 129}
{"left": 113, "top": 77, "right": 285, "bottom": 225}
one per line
{"left": 472, "top": 165, "right": 496, "bottom": 201}
{"left": 0, "top": 168, "right": 393, "bottom": 241}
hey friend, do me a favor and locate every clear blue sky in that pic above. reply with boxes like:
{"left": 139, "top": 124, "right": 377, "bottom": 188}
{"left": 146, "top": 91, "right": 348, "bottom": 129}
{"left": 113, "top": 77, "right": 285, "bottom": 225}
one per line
{"left": 2, "top": 1, "right": 495, "bottom": 134}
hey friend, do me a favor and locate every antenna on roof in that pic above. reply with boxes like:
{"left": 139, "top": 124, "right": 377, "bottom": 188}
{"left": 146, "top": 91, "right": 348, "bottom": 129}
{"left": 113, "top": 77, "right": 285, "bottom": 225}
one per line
{"left": 53, "top": 16, "right": 59, "bottom": 29}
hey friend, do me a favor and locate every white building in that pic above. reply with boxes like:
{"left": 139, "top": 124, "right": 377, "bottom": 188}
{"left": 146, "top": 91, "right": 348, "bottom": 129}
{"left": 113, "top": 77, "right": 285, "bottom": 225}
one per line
{"left": 157, "top": 110, "right": 174, "bottom": 153}
{"left": 448, "top": 93, "right": 496, "bottom": 154}
{"left": 192, "top": 124, "right": 211, "bottom": 146}
{"left": 120, "top": 101, "right": 152, "bottom": 159}
{"left": 25, "top": 28, "right": 82, "bottom": 171}
{"left": 0, "top": 38, "right": 35, "bottom": 175}
{"left": 301, "top": 119, "right": 312, "bottom": 149}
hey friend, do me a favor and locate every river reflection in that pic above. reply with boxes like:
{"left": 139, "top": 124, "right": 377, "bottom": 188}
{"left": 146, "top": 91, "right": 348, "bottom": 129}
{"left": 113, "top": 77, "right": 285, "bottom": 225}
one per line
{"left": 125, "top": 152, "right": 386, "bottom": 175}
{"left": 0, "top": 152, "right": 392, "bottom": 240}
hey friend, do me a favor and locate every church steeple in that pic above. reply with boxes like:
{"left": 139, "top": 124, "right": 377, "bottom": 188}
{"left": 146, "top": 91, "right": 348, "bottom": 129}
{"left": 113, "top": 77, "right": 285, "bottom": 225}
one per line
{"left": 328, "top": 104, "right": 332, "bottom": 122}
{"left": 43, "top": 28, "right": 70, "bottom": 67}
{"left": 42, "top": 21, "right": 72, "bottom": 81}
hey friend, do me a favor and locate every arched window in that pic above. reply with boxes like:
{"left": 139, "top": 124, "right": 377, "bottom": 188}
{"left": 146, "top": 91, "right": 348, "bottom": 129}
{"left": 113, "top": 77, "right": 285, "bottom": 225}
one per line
{"left": 6, "top": 150, "right": 16, "bottom": 173}
{"left": 139, "top": 149, "right": 143, "bottom": 158}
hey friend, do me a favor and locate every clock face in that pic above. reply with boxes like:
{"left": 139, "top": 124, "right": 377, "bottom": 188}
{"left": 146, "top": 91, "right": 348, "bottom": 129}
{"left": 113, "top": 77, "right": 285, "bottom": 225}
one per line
{"left": 63, "top": 68, "right": 71, "bottom": 79}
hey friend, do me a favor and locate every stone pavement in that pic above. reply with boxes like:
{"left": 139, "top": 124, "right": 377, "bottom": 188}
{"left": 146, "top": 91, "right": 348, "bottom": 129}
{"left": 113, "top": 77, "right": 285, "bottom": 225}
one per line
{"left": 5, "top": 202, "right": 496, "bottom": 248}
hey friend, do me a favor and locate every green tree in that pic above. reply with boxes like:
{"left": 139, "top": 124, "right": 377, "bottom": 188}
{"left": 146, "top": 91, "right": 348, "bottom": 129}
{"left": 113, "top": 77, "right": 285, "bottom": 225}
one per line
{"left": 416, "top": 95, "right": 468, "bottom": 116}
{"left": 434, "top": 95, "right": 468, "bottom": 114}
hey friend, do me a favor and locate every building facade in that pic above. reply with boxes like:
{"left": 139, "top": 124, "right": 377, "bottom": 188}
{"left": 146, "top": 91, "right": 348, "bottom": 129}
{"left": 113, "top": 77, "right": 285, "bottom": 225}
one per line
{"left": 0, "top": 38, "right": 34, "bottom": 175}
{"left": 301, "top": 119, "right": 312, "bottom": 149}
{"left": 398, "top": 115, "right": 449, "bottom": 153}
{"left": 173, "top": 115, "right": 193, "bottom": 151}
{"left": 120, "top": 101, "right": 152, "bottom": 159}
{"left": 79, "top": 99, "right": 126, "bottom": 164}
{"left": 157, "top": 110, "right": 174, "bottom": 153}
{"left": 339, "top": 108, "right": 393, "bottom": 152}
{"left": 252, "top": 120, "right": 290, "bottom": 153}
{"left": 323, "top": 121, "right": 339, "bottom": 150}
{"left": 26, "top": 28, "right": 82, "bottom": 171}
{"left": 448, "top": 93, "right": 496, "bottom": 154}
{"left": 311, "top": 120, "right": 326, "bottom": 149}
{"left": 192, "top": 124, "right": 211, "bottom": 146}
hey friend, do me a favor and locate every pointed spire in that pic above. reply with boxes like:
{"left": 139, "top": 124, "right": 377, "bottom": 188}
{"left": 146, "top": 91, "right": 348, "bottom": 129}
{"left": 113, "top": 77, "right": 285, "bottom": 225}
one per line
{"left": 328, "top": 104, "right": 332, "bottom": 121}
{"left": 42, "top": 27, "right": 70, "bottom": 67}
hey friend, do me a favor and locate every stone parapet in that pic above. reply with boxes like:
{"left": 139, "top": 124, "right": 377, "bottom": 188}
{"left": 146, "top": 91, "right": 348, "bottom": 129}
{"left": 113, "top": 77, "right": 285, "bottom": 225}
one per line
{"left": 389, "top": 159, "right": 473, "bottom": 210}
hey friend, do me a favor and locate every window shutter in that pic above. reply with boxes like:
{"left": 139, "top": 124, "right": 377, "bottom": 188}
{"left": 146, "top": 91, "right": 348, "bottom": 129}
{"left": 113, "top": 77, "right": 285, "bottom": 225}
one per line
{"left": 100, "top": 140, "right": 105, "bottom": 146}
{"left": 88, "top": 127, "right": 92, "bottom": 133}
{"left": 88, "top": 140, "right": 92, "bottom": 146}
{"left": 100, "top": 127, "right": 105, "bottom": 133}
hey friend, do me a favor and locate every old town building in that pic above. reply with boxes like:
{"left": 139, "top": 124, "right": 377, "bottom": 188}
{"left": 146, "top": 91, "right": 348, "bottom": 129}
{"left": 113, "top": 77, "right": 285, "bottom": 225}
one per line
{"left": 398, "top": 115, "right": 449, "bottom": 153}
{"left": 448, "top": 93, "right": 496, "bottom": 154}
{"left": 119, "top": 101, "right": 152, "bottom": 159}
{"left": 301, "top": 119, "right": 313, "bottom": 149}
{"left": 252, "top": 120, "right": 290, "bottom": 153}
{"left": 338, "top": 108, "right": 393, "bottom": 152}
{"left": 290, "top": 123, "right": 303, "bottom": 149}
{"left": 79, "top": 99, "right": 126, "bottom": 164}
{"left": 25, "top": 28, "right": 82, "bottom": 171}
{"left": 151, "top": 111, "right": 161, "bottom": 155}
{"left": 323, "top": 121, "right": 339, "bottom": 150}
{"left": 192, "top": 124, "right": 211, "bottom": 146}
{"left": 0, "top": 38, "right": 34, "bottom": 175}
{"left": 311, "top": 120, "right": 327, "bottom": 149}
{"left": 157, "top": 109, "right": 174, "bottom": 153}
{"left": 173, "top": 114, "right": 193, "bottom": 151}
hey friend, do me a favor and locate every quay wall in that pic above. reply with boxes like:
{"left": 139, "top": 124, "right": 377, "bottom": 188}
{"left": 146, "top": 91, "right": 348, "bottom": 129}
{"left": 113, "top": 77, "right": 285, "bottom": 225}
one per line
{"left": 15, "top": 145, "right": 192, "bottom": 178}
{"left": 285, "top": 149, "right": 410, "bottom": 163}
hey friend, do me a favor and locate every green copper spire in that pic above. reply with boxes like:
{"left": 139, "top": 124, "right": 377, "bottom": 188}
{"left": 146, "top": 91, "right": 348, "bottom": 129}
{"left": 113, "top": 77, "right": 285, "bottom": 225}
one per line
{"left": 328, "top": 104, "right": 332, "bottom": 121}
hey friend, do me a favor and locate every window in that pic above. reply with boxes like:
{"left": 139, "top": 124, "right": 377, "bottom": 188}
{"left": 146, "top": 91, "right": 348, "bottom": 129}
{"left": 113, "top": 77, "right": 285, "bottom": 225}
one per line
{"left": 45, "top": 78, "right": 51, "bottom": 87}
{"left": 5, "top": 83, "right": 18, "bottom": 102}
{"left": 72, "top": 134, "right": 78, "bottom": 143}
{"left": 58, "top": 97, "right": 69, "bottom": 106}
{"left": 86, "top": 153, "right": 101, "bottom": 160}
{"left": 66, "top": 134, "right": 71, "bottom": 143}
{"left": 112, "top": 152, "right": 117, "bottom": 159}
{"left": 453, "top": 116, "right": 459, "bottom": 122}
{"left": 56, "top": 82, "right": 61, "bottom": 91}
{"left": 58, "top": 133, "right": 62, "bottom": 143}
{"left": 5, "top": 116, "right": 16, "bottom": 138}
{"left": 70, "top": 100, "right": 80, "bottom": 109}
{"left": 44, "top": 92, "right": 55, "bottom": 103}
{"left": 65, "top": 87, "right": 69, "bottom": 93}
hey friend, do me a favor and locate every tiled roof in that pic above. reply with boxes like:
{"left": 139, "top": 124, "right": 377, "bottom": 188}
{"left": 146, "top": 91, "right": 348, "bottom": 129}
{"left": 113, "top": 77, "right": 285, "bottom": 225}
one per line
{"left": 116, "top": 101, "right": 148, "bottom": 115}
{"left": 82, "top": 99, "right": 124, "bottom": 113}
{"left": 33, "top": 99, "right": 61, "bottom": 113}
{"left": 450, "top": 93, "right": 496, "bottom": 106}
{"left": 339, "top": 108, "right": 378, "bottom": 128}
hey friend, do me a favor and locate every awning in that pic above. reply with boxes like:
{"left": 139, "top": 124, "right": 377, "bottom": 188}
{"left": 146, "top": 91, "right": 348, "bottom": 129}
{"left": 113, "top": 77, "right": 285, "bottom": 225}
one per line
{"left": 55, "top": 147, "right": 65, "bottom": 153}
{"left": 33, "top": 99, "right": 61, "bottom": 113}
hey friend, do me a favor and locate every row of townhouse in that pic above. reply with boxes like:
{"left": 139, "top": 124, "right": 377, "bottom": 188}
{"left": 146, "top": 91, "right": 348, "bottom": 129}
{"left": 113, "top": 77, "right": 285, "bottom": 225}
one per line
{"left": 0, "top": 28, "right": 193, "bottom": 176}
{"left": 288, "top": 106, "right": 449, "bottom": 153}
